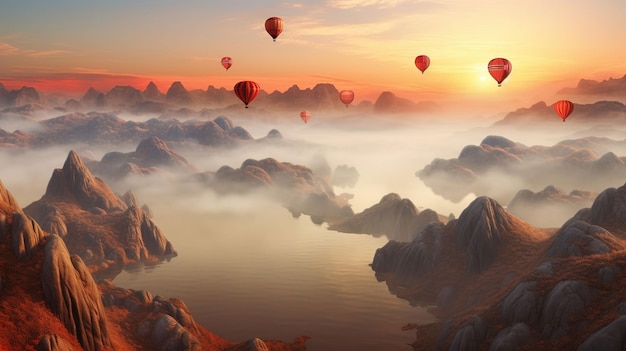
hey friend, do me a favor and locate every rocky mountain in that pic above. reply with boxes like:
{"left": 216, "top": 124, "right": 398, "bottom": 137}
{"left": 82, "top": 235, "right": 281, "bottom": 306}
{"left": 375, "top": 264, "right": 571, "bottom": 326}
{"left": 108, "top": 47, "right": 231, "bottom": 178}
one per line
{"left": 508, "top": 185, "right": 597, "bottom": 228}
{"left": 558, "top": 73, "right": 626, "bottom": 97}
{"left": 0, "top": 112, "right": 266, "bottom": 148}
{"left": 494, "top": 100, "right": 626, "bottom": 126}
{"left": 328, "top": 193, "right": 446, "bottom": 242}
{"left": 417, "top": 135, "right": 626, "bottom": 203}
{"left": 24, "top": 150, "right": 176, "bottom": 272}
{"left": 89, "top": 136, "right": 197, "bottom": 182}
{"left": 0, "top": 177, "right": 308, "bottom": 350}
{"left": 373, "top": 91, "right": 439, "bottom": 114}
{"left": 104, "top": 85, "right": 145, "bottom": 108}
{"left": 0, "top": 85, "right": 45, "bottom": 108}
{"left": 202, "top": 157, "right": 354, "bottom": 224}
{"left": 376, "top": 182, "right": 626, "bottom": 350}
{"left": 143, "top": 81, "right": 165, "bottom": 101}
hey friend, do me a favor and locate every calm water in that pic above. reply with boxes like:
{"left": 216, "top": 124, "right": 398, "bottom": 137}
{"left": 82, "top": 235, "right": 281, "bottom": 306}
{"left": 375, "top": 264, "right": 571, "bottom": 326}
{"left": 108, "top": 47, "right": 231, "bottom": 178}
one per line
{"left": 113, "top": 201, "right": 437, "bottom": 351}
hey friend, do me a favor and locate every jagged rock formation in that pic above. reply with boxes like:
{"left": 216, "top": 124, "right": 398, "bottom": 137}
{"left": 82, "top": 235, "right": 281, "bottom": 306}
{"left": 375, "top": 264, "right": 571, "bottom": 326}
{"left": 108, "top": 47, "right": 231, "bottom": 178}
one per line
{"left": 328, "top": 193, "right": 444, "bottom": 241}
{"left": 205, "top": 157, "right": 353, "bottom": 224}
{"left": 417, "top": 135, "right": 626, "bottom": 203}
{"left": 38, "top": 334, "right": 76, "bottom": 351}
{"left": 165, "top": 81, "right": 195, "bottom": 106}
{"left": 144, "top": 81, "right": 165, "bottom": 101}
{"left": 25, "top": 151, "right": 176, "bottom": 271}
{"left": 0, "top": 85, "right": 45, "bottom": 108}
{"left": 390, "top": 181, "right": 626, "bottom": 350}
{"left": 90, "top": 136, "right": 196, "bottom": 181}
{"left": 508, "top": 185, "right": 597, "bottom": 228}
{"left": 42, "top": 235, "right": 111, "bottom": 350}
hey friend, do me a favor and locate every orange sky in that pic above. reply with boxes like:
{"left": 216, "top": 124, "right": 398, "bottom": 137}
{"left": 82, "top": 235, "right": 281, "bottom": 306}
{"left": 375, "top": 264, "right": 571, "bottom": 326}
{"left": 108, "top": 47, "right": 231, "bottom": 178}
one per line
{"left": 1, "top": 1, "right": 626, "bottom": 113}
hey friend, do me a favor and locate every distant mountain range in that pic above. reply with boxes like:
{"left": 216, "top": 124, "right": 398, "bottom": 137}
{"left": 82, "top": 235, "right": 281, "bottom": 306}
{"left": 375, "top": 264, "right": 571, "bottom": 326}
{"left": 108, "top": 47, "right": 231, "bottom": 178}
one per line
{"left": 0, "top": 81, "right": 439, "bottom": 114}
{"left": 558, "top": 74, "right": 626, "bottom": 97}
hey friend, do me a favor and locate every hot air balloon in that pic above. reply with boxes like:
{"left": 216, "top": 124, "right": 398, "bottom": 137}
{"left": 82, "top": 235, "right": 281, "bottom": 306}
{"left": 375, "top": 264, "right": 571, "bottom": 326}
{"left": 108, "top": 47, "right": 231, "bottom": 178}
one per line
{"left": 414, "top": 55, "right": 430, "bottom": 74}
{"left": 553, "top": 100, "right": 574, "bottom": 122}
{"left": 488, "top": 58, "right": 512, "bottom": 87}
{"left": 300, "top": 110, "right": 311, "bottom": 124}
{"left": 265, "top": 17, "right": 284, "bottom": 42}
{"left": 234, "top": 81, "right": 260, "bottom": 108}
{"left": 339, "top": 90, "right": 354, "bottom": 107}
{"left": 221, "top": 57, "right": 232, "bottom": 70}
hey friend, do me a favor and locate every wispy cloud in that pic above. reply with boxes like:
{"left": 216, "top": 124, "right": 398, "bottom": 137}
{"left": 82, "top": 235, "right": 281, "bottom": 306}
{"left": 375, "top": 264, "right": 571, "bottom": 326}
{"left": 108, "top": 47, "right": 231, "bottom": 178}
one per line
{"left": 326, "top": 0, "right": 408, "bottom": 9}
{"left": 0, "top": 42, "right": 69, "bottom": 57}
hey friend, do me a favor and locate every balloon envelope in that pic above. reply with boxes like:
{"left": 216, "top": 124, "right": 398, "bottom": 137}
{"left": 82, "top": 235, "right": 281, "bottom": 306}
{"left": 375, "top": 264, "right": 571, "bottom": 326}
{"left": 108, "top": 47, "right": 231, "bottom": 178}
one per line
{"left": 300, "top": 110, "right": 311, "bottom": 124}
{"left": 339, "top": 90, "right": 354, "bottom": 107}
{"left": 553, "top": 100, "right": 574, "bottom": 122}
{"left": 488, "top": 58, "right": 512, "bottom": 87}
{"left": 221, "top": 57, "right": 232, "bottom": 70}
{"left": 414, "top": 55, "right": 430, "bottom": 74}
{"left": 234, "top": 81, "right": 260, "bottom": 108}
{"left": 265, "top": 17, "right": 284, "bottom": 41}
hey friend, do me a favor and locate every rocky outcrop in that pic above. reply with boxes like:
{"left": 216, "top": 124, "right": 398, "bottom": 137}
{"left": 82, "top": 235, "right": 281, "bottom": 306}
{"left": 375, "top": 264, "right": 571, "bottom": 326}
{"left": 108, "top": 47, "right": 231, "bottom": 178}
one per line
{"left": 545, "top": 219, "right": 624, "bottom": 258}
{"left": 41, "top": 235, "right": 111, "bottom": 351}
{"left": 25, "top": 151, "right": 176, "bottom": 270}
{"left": 104, "top": 85, "right": 145, "bottom": 108}
{"left": 455, "top": 196, "right": 514, "bottom": 273}
{"left": 11, "top": 212, "right": 47, "bottom": 258}
{"left": 328, "top": 193, "right": 443, "bottom": 241}
{"left": 585, "top": 182, "right": 626, "bottom": 232}
{"left": 43, "top": 150, "right": 127, "bottom": 212}
{"left": 38, "top": 334, "right": 76, "bottom": 351}
{"left": 143, "top": 81, "right": 165, "bottom": 101}
{"left": 578, "top": 315, "right": 626, "bottom": 351}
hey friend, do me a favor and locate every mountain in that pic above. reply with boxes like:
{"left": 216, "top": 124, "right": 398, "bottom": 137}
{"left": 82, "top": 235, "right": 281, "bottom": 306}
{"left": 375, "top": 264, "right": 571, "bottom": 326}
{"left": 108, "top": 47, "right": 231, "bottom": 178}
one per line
{"left": 508, "top": 185, "right": 597, "bottom": 227}
{"left": 379, "top": 182, "right": 626, "bottom": 350}
{"left": 373, "top": 91, "right": 438, "bottom": 114}
{"left": 558, "top": 74, "right": 626, "bottom": 97}
{"left": 2, "top": 112, "right": 266, "bottom": 148}
{"left": 0, "top": 85, "right": 45, "bottom": 108}
{"left": 104, "top": 85, "right": 145, "bottom": 108}
{"left": 143, "top": 81, "right": 165, "bottom": 101}
{"left": 495, "top": 100, "right": 626, "bottom": 126}
{"left": 24, "top": 150, "right": 176, "bottom": 272}
{"left": 328, "top": 193, "right": 446, "bottom": 241}
{"left": 165, "top": 81, "right": 195, "bottom": 106}
{"left": 417, "top": 135, "right": 626, "bottom": 203}
{"left": 80, "top": 87, "right": 106, "bottom": 110}
{"left": 203, "top": 157, "right": 354, "bottom": 224}
{"left": 90, "top": 136, "right": 197, "bottom": 181}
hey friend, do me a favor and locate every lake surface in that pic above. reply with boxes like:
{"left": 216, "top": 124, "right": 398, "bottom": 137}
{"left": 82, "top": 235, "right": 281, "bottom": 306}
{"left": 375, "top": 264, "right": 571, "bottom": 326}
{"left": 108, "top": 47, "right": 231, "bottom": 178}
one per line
{"left": 113, "top": 201, "right": 438, "bottom": 351}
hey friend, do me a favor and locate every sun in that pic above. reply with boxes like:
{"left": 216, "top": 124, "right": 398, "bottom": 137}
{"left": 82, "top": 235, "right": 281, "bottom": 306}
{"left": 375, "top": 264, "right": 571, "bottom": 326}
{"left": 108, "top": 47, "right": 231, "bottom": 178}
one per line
{"left": 479, "top": 75, "right": 487, "bottom": 82}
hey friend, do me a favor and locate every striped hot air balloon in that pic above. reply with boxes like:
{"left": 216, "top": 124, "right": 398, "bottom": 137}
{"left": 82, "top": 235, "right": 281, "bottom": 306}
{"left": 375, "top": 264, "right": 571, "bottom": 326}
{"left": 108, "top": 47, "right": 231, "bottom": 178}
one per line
{"left": 265, "top": 17, "right": 284, "bottom": 42}
{"left": 488, "top": 58, "right": 512, "bottom": 87}
{"left": 553, "top": 100, "right": 574, "bottom": 122}
{"left": 414, "top": 55, "right": 430, "bottom": 74}
{"left": 221, "top": 56, "right": 232, "bottom": 70}
{"left": 234, "top": 81, "right": 260, "bottom": 108}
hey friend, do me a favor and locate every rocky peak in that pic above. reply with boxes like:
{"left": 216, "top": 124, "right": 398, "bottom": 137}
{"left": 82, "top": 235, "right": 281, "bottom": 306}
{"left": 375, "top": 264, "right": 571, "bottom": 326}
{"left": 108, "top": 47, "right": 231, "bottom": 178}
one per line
{"left": 44, "top": 151, "right": 127, "bottom": 212}
{"left": 165, "top": 81, "right": 194, "bottom": 105}
{"left": 586, "top": 182, "right": 626, "bottom": 231}
{"left": 455, "top": 196, "right": 514, "bottom": 273}
{"left": 105, "top": 85, "right": 144, "bottom": 107}
{"left": 80, "top": 87, "right": 106, "bottom": 108}
{"left": 0, "top": 178, "right": 22, "bottom": 211}
{"left": 143, "top": 81, "right": 164, "bottom": 101}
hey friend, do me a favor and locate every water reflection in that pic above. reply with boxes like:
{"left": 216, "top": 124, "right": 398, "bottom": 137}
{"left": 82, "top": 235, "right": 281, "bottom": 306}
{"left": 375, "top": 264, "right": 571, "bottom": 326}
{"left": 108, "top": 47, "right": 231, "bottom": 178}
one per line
{"left": 112, "top": 204, "right": 437, "bottom": 351}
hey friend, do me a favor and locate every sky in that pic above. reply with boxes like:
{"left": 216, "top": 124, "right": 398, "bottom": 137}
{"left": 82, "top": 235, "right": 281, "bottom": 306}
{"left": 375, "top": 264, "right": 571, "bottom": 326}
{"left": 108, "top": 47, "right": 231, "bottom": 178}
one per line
{"left": 1, "top": 0, "right": 626, "bottom": 112}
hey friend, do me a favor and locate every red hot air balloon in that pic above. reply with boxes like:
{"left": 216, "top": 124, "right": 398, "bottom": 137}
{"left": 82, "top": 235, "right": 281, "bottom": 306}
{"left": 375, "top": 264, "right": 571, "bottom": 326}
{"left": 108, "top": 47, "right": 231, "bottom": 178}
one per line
{"left": 488, "top": 58, "right": 512, "bottom": 87}
{"left": 221, "top": 57, "right": 232, "bottom": 70}
{"left": 265, "top": 17, "right": 284, "bottom": 42}
{"left": 339, "top": 90, "right": 354, "bottom": 107}
{"left": 234, "top": 81, "right": 260, "bottom": 108}
{"left": 300, "top": 110, "right": 311, "bottom": 124}
{"left": 553, "top": 100, "right": 574, "bottom": 122}
{"left": 414, "top": 55, "right": 430, "bottom": 74}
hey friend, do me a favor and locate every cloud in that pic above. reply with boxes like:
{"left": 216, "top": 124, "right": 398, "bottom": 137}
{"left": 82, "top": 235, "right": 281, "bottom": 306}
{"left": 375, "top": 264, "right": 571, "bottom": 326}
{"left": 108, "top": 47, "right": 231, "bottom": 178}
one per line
{"left": 0, "top": 41, "right": 69, "bottom": 57}
{"left": 326, "top": 0, "right": 409, "bottom": 9}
